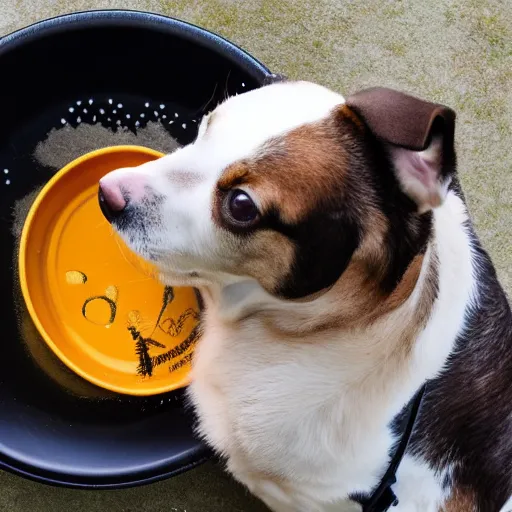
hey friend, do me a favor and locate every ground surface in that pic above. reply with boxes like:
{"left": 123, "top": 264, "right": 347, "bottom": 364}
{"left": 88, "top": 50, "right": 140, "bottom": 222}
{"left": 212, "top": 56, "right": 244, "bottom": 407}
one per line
{"left": 1, "top": 0, "right": 511, "bottom": 510}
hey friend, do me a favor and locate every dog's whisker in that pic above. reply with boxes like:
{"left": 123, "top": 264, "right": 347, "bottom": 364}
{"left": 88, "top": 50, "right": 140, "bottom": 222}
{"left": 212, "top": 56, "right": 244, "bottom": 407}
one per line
{"left": 223, "top": 69, "right": 232, "bottom": 101}
{"left": 196, "top": 82, "right": 219, "bottom": 117}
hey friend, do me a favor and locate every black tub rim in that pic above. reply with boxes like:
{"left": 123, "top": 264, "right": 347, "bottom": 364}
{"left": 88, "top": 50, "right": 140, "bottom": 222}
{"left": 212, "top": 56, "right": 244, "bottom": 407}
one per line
{"left": 0, "top": 9, "right": 272, "bottom": 84}
{"left": 0, "top": 9, "right": 271, "bottom": 489}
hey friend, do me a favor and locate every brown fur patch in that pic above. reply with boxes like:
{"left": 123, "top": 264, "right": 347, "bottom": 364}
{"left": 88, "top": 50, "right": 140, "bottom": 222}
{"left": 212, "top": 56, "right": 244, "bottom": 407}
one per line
{"left": 335, "top": 246, "right": 435, "bottom": 329}
{"left": 217, "top": 163, "right": 249, "bottom": 190}
{"left": 237, "top": 230, "right": 297, "bottom": 293}
{"left": 215, "top": 108, "right": 363, "bottom": 225}
{"left": 260, "top": 245, "right": 438, "bottom": 347}
{"left": 375, "top": 253, "right": 425, "bottom": 315}
{"left": 338, "top": 104, "right": 365, "bottom": 130}
{"left": 441, "top": 486, "right": 478, "bottom": 512}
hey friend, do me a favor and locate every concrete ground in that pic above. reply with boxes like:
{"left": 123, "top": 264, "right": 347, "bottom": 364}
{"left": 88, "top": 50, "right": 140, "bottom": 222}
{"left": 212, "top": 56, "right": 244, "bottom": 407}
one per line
{"left": 1, "top": 0, "right": 511, "bottom": 510}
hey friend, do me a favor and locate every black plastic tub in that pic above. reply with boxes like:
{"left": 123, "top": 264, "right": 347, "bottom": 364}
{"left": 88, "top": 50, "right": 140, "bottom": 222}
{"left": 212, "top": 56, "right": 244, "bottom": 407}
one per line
{"left": 0, "top": 10, "right": 271, "bottom": 489}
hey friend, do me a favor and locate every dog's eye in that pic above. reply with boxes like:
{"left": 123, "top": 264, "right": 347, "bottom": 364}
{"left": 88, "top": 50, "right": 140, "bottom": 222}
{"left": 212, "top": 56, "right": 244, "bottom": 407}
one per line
{"left": 227, "top": 189, "right": 259, "bottom": 225}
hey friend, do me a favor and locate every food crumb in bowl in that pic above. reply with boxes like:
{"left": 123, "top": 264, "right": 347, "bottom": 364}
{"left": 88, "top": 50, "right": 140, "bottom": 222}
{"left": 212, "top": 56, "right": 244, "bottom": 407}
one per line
{"left": 66, "top": 271, "right": 88, "bottom": 285}
{"left": 105, "top": 285, "right": 118, "bottom": 302}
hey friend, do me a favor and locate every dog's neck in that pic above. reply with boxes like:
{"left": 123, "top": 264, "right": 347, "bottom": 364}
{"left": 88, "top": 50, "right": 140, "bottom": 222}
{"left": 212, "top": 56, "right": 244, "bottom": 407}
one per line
{"left": 201, "top": 240, "right": 437, "bottom": 347}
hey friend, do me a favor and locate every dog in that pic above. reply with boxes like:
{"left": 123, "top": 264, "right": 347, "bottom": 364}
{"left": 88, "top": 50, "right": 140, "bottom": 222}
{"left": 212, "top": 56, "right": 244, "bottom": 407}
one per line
{"left": 98, "top": 80, "right": 512, "bottom": 511}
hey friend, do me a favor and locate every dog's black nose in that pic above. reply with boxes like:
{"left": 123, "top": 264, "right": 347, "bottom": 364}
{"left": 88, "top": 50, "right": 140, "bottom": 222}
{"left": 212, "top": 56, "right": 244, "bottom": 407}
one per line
{"left": 98, "top": 185, "right": 125, "bottom": 223}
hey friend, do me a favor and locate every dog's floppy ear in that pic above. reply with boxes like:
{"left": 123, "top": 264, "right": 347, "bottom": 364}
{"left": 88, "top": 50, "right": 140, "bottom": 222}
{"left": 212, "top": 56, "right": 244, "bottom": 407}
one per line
{"left": 346, "top": 87, "right": 456, "bottom": 213}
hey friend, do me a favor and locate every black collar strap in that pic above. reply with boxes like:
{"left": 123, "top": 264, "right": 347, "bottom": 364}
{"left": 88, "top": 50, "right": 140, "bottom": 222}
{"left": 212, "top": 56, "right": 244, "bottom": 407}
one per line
{"left": 358, "top": 384, "right": 428, "bottom": 512}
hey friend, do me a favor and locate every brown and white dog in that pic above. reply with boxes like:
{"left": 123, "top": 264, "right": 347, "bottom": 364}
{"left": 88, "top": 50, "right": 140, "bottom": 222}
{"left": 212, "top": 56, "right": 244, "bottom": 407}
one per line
{"left": 98, "top": 81, "right": 512, "bottom": 511}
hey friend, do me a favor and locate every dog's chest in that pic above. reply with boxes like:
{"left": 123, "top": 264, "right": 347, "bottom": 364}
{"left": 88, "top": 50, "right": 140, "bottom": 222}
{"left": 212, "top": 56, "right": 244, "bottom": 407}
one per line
{"left": 189, "top": 316, "right": 398, "bottom": 501}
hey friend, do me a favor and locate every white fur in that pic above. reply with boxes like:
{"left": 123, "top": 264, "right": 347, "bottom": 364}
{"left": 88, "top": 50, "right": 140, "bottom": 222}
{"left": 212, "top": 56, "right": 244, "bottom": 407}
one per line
{"left": 393, "top": 456, "right": 446, "bottom": 511}
{"left": 500, "top": 496, "right": 512, "bottom": 512}
{"left": 103, "top": 82, "right": 477, "bottom": 510}
{"left": 188, "top": 191, "right": 474, "bottom": 511}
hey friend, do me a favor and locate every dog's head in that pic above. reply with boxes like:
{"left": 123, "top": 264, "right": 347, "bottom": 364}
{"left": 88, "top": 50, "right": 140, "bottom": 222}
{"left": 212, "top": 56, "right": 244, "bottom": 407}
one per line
{"left": 99, "top": 82, "right": 455, "bottom": 304}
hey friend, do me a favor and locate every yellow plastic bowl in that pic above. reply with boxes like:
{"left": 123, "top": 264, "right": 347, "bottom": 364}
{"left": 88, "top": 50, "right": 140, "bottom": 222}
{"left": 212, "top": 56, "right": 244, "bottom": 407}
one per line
{"left": 19, "top": 146, "right": 200, "bottom": 396}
